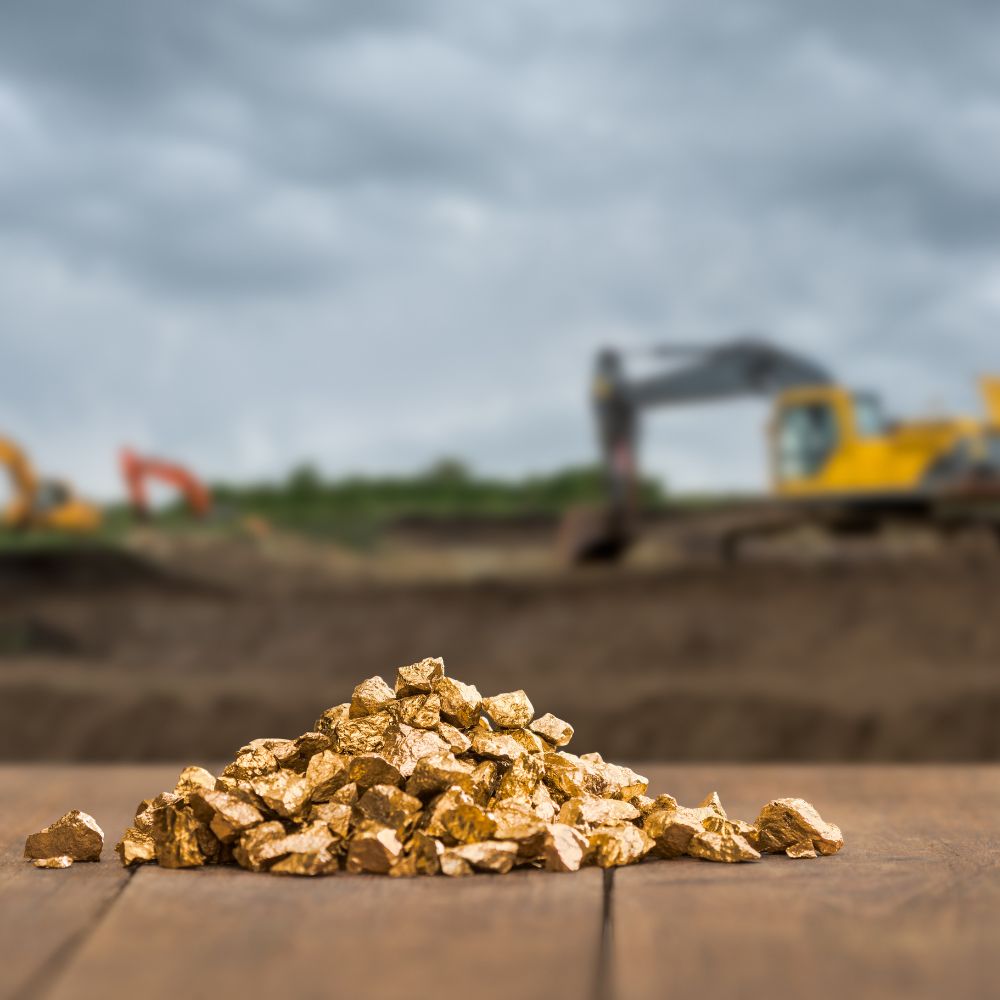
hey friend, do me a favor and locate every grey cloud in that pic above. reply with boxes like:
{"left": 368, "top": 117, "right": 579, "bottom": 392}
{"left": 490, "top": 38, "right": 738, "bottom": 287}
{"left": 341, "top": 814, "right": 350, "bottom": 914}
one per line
{"left": 1, "top": 1, "right": 999, "bottom": 496}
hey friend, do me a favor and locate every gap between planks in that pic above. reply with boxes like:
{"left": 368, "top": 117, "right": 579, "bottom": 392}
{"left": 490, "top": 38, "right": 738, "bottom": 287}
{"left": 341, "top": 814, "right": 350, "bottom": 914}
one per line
{"left": 593, "top": 869, "right": 616, "bottom": 1000}
{"left": 12, "top": 866, "right": 139, "bottom": 1000}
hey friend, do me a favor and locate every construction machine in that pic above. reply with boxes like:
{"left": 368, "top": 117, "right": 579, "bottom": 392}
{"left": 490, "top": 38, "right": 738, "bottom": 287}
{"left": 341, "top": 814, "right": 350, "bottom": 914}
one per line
{"left": 0, "top": 437, "right": 102, "bottom": 532}
{"left": 562, "top": 337, "right": 1000, "bottom": 561}
{"left": 120, "top": 448, "right": 212, "bottom": 520}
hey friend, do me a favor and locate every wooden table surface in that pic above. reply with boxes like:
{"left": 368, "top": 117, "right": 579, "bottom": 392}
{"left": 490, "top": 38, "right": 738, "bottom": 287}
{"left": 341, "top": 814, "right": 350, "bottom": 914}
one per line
{"left": 1, "top": 764, "right": 998, "bottom": 1000}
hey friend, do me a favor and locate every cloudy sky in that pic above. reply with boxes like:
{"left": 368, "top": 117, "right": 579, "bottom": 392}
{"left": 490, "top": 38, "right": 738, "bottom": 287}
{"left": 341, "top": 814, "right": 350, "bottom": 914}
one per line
{"left": 2, "top": 0, "right": 999, "bottom": 498}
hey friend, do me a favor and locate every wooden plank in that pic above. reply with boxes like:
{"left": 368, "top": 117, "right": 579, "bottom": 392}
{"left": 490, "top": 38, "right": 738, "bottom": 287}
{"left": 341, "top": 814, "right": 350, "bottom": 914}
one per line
{"left": 613, "top": 765, "right": 1000, "bottom": 1000}
{"left": 9, "top": 764, "right": 999, "bottom": 1000}
{"left": 43, "top": 863, "right": 605, "bottom": 1000}
{"left": 0, "top": 764, "right": 183, "bottom": 1000}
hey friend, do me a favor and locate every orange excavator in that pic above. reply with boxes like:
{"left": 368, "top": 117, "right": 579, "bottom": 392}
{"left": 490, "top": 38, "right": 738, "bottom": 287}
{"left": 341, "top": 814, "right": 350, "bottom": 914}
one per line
{"left": 120, "top": 448, "right": 212, "bottom": 520}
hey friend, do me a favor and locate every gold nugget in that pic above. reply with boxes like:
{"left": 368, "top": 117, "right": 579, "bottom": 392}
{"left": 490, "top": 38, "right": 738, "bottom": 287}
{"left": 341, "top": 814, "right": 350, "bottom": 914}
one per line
{"left": 25, "top": 810, "right": 104, "bottom": 863}
{"left": 34, "top": 855, "right": 74, "bottom": 869}
{"left": 752, "top": 798, "right": 844, "bottom": 858}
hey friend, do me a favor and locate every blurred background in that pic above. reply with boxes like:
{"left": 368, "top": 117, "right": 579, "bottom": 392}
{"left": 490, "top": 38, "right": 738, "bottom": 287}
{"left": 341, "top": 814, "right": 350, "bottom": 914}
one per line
{"left": 2, "top": 0, "right": 999, "bottom": 763}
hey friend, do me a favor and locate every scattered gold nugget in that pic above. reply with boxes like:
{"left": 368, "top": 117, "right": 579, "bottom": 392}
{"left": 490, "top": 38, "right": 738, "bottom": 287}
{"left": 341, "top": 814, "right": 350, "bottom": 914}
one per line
{"left": 25, "top": 810, "right": 104, "bottom": 863}
{"left": 33, "top": 855, "right": 74, "bottom": 869}
{"left": 110, "top": 657, "right": 844, "bottom": 877}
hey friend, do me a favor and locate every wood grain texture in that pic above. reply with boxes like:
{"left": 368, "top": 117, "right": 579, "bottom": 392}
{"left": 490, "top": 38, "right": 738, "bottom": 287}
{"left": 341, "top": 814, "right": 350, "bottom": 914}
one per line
{"left": 614, "top": 765, "right": 1000, "bottom": 1000}
{"left": 0, "top": 765, "right": 182, "bottom": 1000}
{"left": 43, "top": 861, "right": 604, "bottom": 1000}
{"left": 3, "top": 765, "right": 999, "bottom": 1000}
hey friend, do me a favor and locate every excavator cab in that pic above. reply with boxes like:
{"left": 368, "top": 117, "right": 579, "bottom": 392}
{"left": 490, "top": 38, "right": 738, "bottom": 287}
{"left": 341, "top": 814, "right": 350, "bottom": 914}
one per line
{"left": 31, "top": 479, "right": 101, "bottom": 532}
{"left": 769, "top": 386, "right": 860, "bottom": 494}
{"left": 770, "top": 382, "right": 1000, "bottom": 498}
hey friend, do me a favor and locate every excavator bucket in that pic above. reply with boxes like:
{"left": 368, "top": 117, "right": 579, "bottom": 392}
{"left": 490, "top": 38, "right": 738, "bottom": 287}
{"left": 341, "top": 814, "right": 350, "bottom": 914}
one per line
{"left": 556, "top": 505, "right": 633, "bottom": 564}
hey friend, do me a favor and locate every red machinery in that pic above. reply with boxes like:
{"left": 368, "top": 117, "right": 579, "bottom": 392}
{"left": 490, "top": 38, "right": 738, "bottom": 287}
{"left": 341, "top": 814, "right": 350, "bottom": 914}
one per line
{"left": 120, "top": 448, "right": 212, "bottom": 519}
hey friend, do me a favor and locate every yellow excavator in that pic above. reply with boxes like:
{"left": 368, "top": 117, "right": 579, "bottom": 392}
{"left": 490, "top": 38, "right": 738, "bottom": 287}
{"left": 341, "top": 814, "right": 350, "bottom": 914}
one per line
{"left": 563, "top": 338, "right": 1000, "bottom": 560}
{"left": 0, "top": 437, "right": 101, "bottom": 533}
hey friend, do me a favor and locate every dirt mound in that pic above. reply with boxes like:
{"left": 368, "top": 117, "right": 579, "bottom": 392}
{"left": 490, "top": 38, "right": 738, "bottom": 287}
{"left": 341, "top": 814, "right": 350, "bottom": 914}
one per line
{"left": 0, "top": 546, "right": 200, "bottom": 594}
{"left": 3, "top": 540, "right": 1000, "bottom": 762}
{"left": 0, "top": 616, "right": 81, "bottom": 658}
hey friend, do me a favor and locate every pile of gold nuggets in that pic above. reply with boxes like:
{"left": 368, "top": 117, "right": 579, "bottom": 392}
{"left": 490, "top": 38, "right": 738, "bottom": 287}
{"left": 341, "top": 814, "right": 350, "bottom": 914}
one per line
{"left": 116, "top": 657, "right": 843, "bottom": 876}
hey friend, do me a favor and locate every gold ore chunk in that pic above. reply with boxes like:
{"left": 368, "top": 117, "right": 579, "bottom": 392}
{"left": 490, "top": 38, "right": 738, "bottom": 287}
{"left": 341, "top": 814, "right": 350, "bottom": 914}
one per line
{"left": 469, "top": 761, "right": 501, "bottom": 805}
{"left": 482, "top": 690, "right": 534, "bottom": 729}
{"left": 25, "top": 810, "right": 104, "bottom": 862}
{"left": 335, "top": 713, "right": 393, "bottom": 756}
{"left": 153, "top": 801, "right": 210, "bottom": 869}
{"left": 494, "top": 754, "right": 545, "bottom": 801}
{"left": 446, "top": 840, "right": 520, "bottom": 874}
{"left": 346, "top": 822, "right": 404, "bottom": 873}
{"left": 310, "top": 801, "right": 353, "bottom": 839}
{"left": 222, "top": 744, "right": 279, "bottom": 781}
{"left": 542, "top": 752, "right": 607, "bottom": 801}
{"left": 530, "top": 713, "right": 574, "bottom": 747}
{"left": 558, "top": 795, "right": 640, "bottom": 830}
{"left": 274, "top": 732, "right": 331, "bottom": 772}
{"left": 390, "top": 831, "right": 443, "bottom": 877}
{"left": 331, "top": 781, "right": 359, "bottom": 806}
{"left": 424, "top": 787, "right": 497, "bottom": 845}
{"left": 687, "top": 830, "right": 761, "bottom": 863}
{"left": 386, "top": 693, "right": 442, "bottom": 729}
{"left": 270, "top": 849, "right": 339, "bottom": 876}
{"left": 199, "top": 790, "right": 264, "bottom": 843}
{"left": 433, "top": 676, "right": 482, "bottom": 728}
{"left": 435, "top": 721, "right": 472, "bottom": 754}
{"left": 406, "top": 751, "right": 476, "bottom": 798}
{"left": 543, "top": 823, "right": 589, "bottom": 872}
{"left": 507, "top": 728, "right": 548, "bottom": 755}
{"left": 380, "top": 723, "right": 450, "bottom": 778}
{"left": 314, "top": 702, "right": 350, "bottom": 738}
{"left": 356, "top": 785, "right": 423, "bottom": 832}
{"left": 644, "top": 805, "right": 710, "bottom": 859}
{"left": 753, "top": 798, "right": 844, "bottom": 857}
{"left": 440, "top": 851, "right": 474, "bottom": 877}
{"left": 350, "top": 676, "right": 396, "bottom": 718}
{"left": 33, "top": 855, "right": 74, "bottom": 869}
{"left": 469, "top": 730, "right": 526, "bottom": 764}
{"left": 491, "top": 803, "right": 547, "bottom": 858}
{"left": 395, "top": 657, "right": 445, "bottom": 697}
{"left": 234, "top": 821, "right": 289, "bottom": 872}
{"left": 304, "top": 750, "right": 351, "bottom": 801}
{"left": 592, "top": 760, "right": 648, "bottom": 800}
{"left": 587, "top": 824, "right": 653, "bottom": 868}
{"left": 348, "top": 754, "right": 403, "bottom": 790}
{"left": 116, "top": 792, "right": 178, "bottom": 866}
{"left": 250, "top": 770, "right": 310, "bottom": 819}
{"left": 174, "top": 766, "right": 216, "bottom": 795}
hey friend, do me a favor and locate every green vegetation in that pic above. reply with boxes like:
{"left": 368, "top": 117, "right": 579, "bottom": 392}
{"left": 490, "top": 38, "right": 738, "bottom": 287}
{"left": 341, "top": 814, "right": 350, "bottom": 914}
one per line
{"left": 210, "top": 459, "right": 667, "bottom": 545}
{"left": 0, "top": 460, "right": 670, "bottom": 550}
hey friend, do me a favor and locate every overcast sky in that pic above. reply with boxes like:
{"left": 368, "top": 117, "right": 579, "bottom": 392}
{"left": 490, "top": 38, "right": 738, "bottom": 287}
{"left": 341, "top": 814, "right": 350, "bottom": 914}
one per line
{"left": 2, "top": 0, "right": 999, "bottom": 498}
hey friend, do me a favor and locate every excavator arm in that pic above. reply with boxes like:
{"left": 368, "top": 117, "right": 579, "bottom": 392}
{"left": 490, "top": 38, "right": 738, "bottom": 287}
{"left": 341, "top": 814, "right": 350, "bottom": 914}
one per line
{"left": 120, "top": 449, "right": 211, "bottom": 519}
{"left": 592, "top": 338, "right": 832, "bottom": 526}
{"left": 0, "top": 437, "right": 39, "bottom": 528}
{"left": 558, "top": 338, "right": 832, "bottom": 561}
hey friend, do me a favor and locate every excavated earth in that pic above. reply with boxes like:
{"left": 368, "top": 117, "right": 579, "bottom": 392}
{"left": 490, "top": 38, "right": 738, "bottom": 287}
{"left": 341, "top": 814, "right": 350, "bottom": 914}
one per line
{"left": 2, "top": 531, "right": 1000, "bottom": 762}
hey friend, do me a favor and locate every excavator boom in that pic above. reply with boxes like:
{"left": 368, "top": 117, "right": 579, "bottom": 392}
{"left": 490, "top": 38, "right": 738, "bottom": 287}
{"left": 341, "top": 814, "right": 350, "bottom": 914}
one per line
{"left": 120, "top": 449, "right": 211, "bottom": 519}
